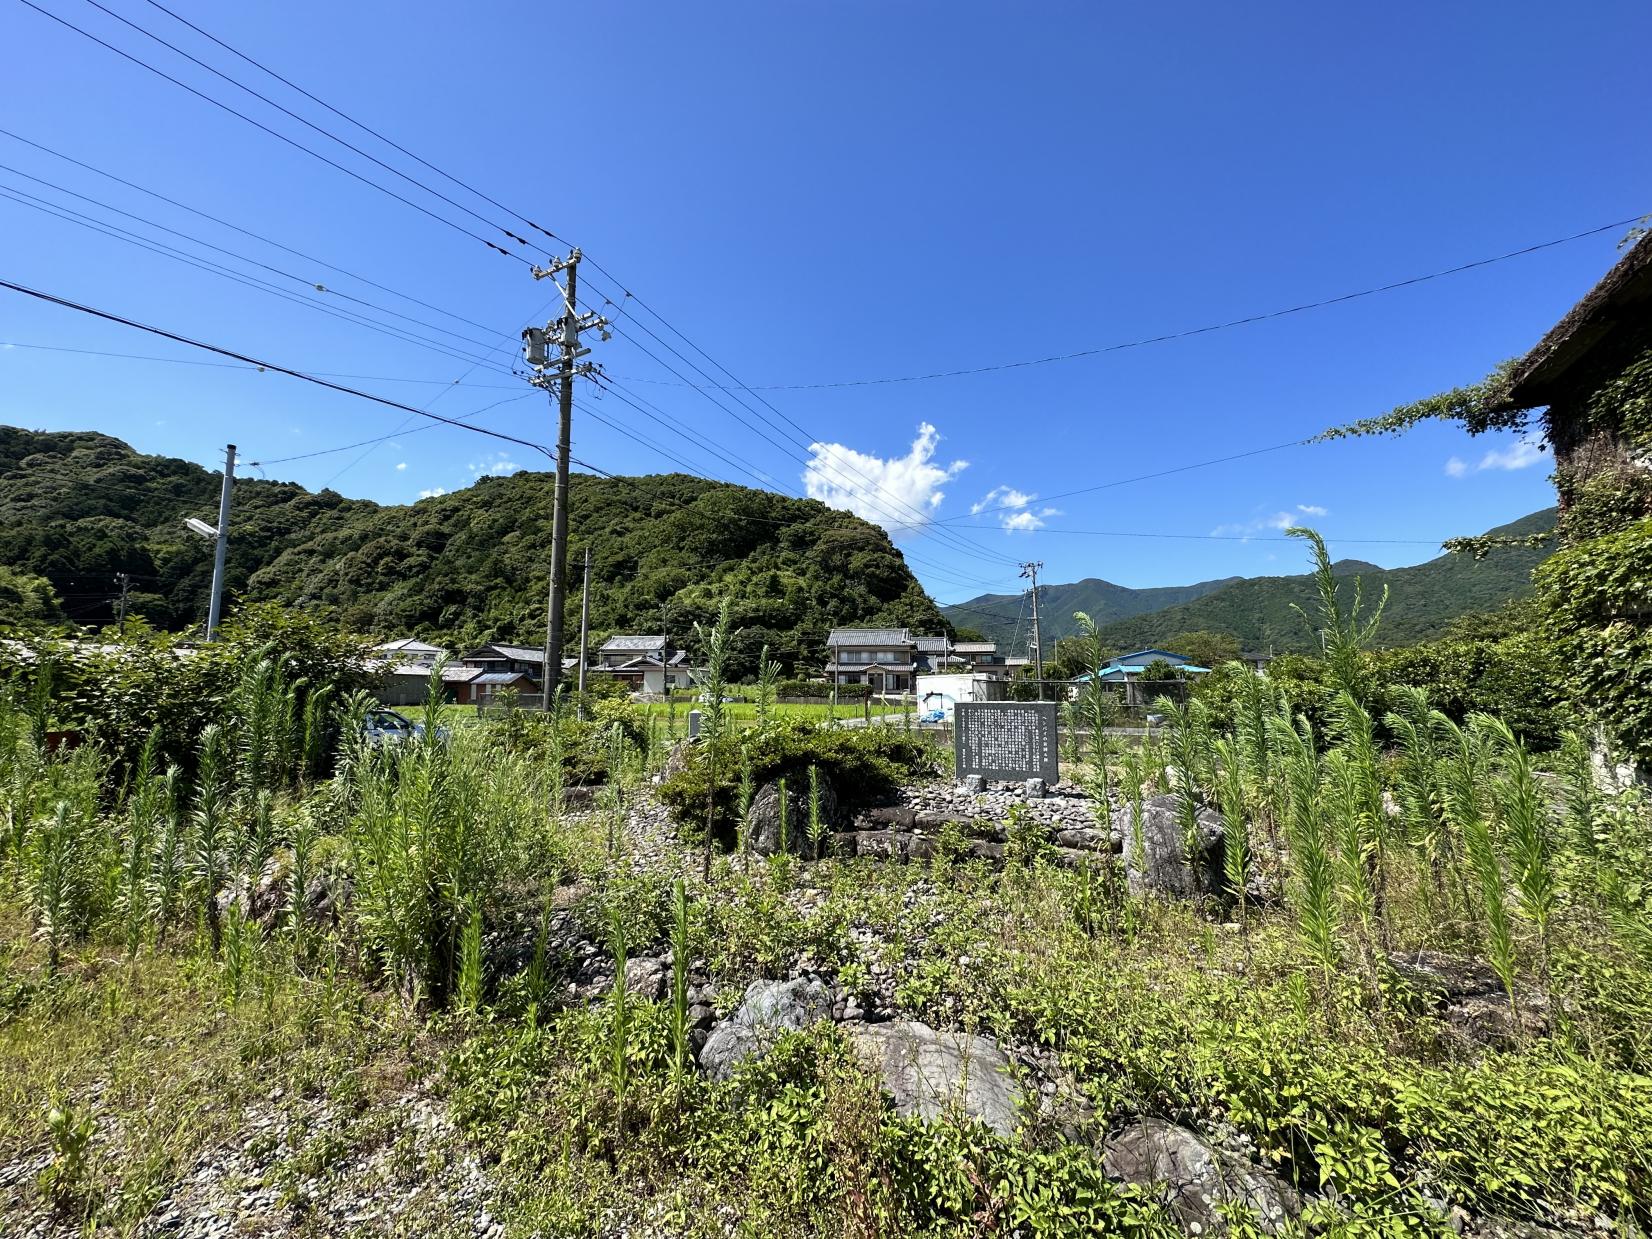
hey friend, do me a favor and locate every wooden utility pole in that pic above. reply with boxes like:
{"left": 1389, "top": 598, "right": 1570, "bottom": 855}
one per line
{"left": 523, "top": 251, "right": 608, "bottom": 710}
{"left": 577, "top": 546, "right": 591, "bottom": 711}
{"left": 1021, "top": 560, "right": 1044, "bottom": 700}
{"left": 541, "top": 572, "right": 556, "bottom": 711}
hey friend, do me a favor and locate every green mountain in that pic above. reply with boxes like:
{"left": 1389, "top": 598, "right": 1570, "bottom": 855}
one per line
{"left": 943, "top": 510, "right": 1557, "bottom": 656}
{"left": 0, "top": 427, "right": 946, "bottom": 673}
{"left": 1094, "top": 509, "right": 1557, "bottom": 654}
{"left": 941, "top": 575, "right": 1240, "bottom": 647}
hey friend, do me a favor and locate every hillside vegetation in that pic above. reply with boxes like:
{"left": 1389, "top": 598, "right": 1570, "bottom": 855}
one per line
{"left": 944, "top": 510, "right": 1556, "bottom": 654}
{"left": 0, "top": 427, "right": 944, "bottom": 670}
{"left": 942, "top": 575, "right": 1238, "bottom": 646}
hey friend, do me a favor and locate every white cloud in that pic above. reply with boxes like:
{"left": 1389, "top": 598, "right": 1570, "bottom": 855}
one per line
{"left": 1212, "top": 502, "right": 1327, "bottom": 540}
{"left": 972, "top": 485, "right": 1032, "bottom": 516}
{"left": 969, "top": 484, "right": 1060, "bottom": 532}
{"left": 395, "top": 462, "right": 407, "bottom": 471}
{"left": 418, "top": 486, "right": 447, "bottom": 499}
{"left": 469, "top": 450, "right": 520, "bottom": 477}
{"left": 1445, "top": 433, "right": 1547, "bottom": 478}
{"left": 1478, "top": 435, "right": 1547, "bottom": 471}
{"left": 802, "top": 422, "right": 967, "bottom": 535}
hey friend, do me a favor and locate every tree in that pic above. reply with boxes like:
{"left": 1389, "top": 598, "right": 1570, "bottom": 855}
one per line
{"left": 0, "top": 566, "right": 65, "bottom": 630}
{"left": 1166, "top": 630, "right": 1241, "bottom": 670}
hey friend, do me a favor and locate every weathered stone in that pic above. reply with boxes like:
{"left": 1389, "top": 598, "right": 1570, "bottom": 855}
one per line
{"left": 1101, "top": 1118, "right": 1300, "bottom": 1235}
{"left": 959, "top": 774, "right": 986, "bottom": 793}
{"left": 698, "top": 978, "right": 834, "bottom": 1081}
{"left": 1389, "top": 951, "right": 1549, "bottom": 1045}
{"left": 1114, "top": 794, "right": 1224, "bottom": 897}
{"left": 845, "top": 1021, "right": 1022, "bottom": 1138}
{"left": 1025, "top": 777, "right": 1046, "bottom": 799}
{"left": 1055, "top": 827, "right": 1113, "bottom": 852}
{"left": 746, "top": 776, "right": 841, "bottom": 857}
{"left": 623, "top": 956, "right": 666, "bottom": 1001}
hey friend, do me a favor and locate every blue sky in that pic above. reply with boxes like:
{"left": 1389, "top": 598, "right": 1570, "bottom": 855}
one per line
{"left": 2, "top": 2, "right": 1648, "bottom": 605}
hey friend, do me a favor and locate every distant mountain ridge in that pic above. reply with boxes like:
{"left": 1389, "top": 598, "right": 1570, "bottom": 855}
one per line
{"left": 941, "top": 574, "right": 1240, "bottom": 648}
{"left": 942, "top": 509, "right": 1558, "bottom": 654}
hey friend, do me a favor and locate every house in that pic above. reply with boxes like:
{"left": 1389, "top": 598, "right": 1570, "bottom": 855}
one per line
{"left": 372, "top": 637, "right": 446, "bottom": 667}
{"left": 461, "top": 669, "right": 539, "bottom": 707}
{"left": 1073, "top": 648, "right": 1210, "bottom": 707}
{"left": 952, "top": 640, "right": 1010, "bottom": 676}
{"left": 913, "top": 635, "right": 964, "bottom": 674}
{"left": 824, "top": 627, "right": 916, "bottom": 693}
{"left": 460, "top": 643, "right": 547, "bottom": 677}
{"left": 588, "top": 634, "right": 694, "bottom": 694}
{"left": 371, "top": 637, "right": 451, "bottom": 706}
{"left": 1482, "top": 229, "right": 1652, "bottom": 536}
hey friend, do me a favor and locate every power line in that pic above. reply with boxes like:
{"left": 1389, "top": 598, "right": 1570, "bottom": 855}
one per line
{"left": 134, "top": 0, "right": 564, "bottom": 247}
{"left": 0, "top": 160, "right": 511, "bottom": 353}
{"left": 0, "top": 339, "right": 523, "bottom": 387}
{"left": 0, "top": 126, "right": 513, "bottom": 339}
{"left": 248, "top": 393, "right": 537, "bottom": 467}
{"left": 0, "top": 183, "right": 521, "bottom": 374}
{"left": 939, "top": 439, "right": 1309, "bottom": 521}
{"left": 74, "top": 0, "right": 547, "bottom": 256}
{"left": 15, "top": 0, "right": 531, "bottom": 262}
{"left": 0, "top": 276, "right": 558, "bottom": 460}
{"left": 599, "top": 214, "right": 1649, "bottom": 393}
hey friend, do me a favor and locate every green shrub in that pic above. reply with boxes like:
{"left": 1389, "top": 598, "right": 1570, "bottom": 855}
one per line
{"left": 1536, "top": 518, "right": 1652, "bottom": 764}
{"left": 655, "top": 718, "right": 939, "bottom": 837}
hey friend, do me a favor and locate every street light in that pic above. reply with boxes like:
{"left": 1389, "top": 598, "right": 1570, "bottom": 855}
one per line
{"left": 182, "top": 516, "right": 218, "bottom": 539}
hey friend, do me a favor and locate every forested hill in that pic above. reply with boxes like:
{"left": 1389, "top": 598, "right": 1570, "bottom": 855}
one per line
{"left": 0, "top": 427, "right": 946, "bottom": 671}
{"left": 1094, "top": 508, "right": 1558, "bottom": 654}
{"left": 942, "top": 509, "right": 1557, "bottom": 654}
{"left": 941, "top": 575, "right": 1240, "bottom": 647}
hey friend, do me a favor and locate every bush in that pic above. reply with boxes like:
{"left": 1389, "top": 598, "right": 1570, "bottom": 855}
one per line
{"left": 656, "top": 717, "right": 939, "bottom": 836}
{"left": 1536, "top": 518, "right": 1652, "bottom": 764}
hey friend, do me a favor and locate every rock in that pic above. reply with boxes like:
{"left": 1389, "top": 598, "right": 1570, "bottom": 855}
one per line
{"left": 746, "top": 776, "right": 841, "bottom": 858}
{"left": 1114, "top": 794, "right": 1224, "bottom": 898}
{"left": 844, "top": 1021, "right": 1023, "bottom": 1138}
{"left": 698, "top": 978, "right": 834, "bottom": 1081}
{"left": 1025, "top": 777, "right": 1046, "bottom": 799}
{"left": 1101, "top": 1118, "right": 1300, "bottom": 1235}
{"left": 959, "top": 774, "right": 986, "bottom": 793}
{"left": 304, "top": 871, "right": 351, "bottom": 927}
{"left": 1389, "top": 951, "right": 1549, "bottom": 1045}
{"left": 623, "top": 956, "right": 666, "bottom": 1001}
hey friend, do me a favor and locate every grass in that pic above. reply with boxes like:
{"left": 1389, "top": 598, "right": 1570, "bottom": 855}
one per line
{"left": 6, "top": 673, "right": 1652, "bottom": 1236}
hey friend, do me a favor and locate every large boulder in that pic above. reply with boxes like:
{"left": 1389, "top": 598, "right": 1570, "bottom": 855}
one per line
{"left": 845, "top": 1021, "right": 1023, "bottom": 1138}
{"left": 698, "top": 978, "right": 833, "bottom": 1081}
{"left": 746, "top": 775, "right": 841, "bottom": 858}
{"left": 1114, "top": 794, "right": 1224, "bottom": 897}
{"left": 1102, "top": 1118, "right": 1300, "bottom": 1235}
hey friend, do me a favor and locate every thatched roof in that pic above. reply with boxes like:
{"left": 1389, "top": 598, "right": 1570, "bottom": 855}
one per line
{"left": 1493, "top": 231, "right": 1652, "bottom": 412}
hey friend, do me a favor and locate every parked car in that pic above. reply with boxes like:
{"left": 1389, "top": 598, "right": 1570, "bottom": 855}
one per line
{"left": 361, "top": 707, "right": 444, "bottom": 745}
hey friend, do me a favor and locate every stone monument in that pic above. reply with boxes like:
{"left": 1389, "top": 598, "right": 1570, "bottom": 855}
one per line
{"left": 953, "top": 701, "right": 1059, "bottom": 785}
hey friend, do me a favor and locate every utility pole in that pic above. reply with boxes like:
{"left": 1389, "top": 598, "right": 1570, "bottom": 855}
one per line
{"left": 206, "top": 444, "right": 235, "bottom": 641}
{"left": 523, "top": 250, "right": 608, "bottom": 710}
{"left": 113, "top": 571, "right": 130, "bottom": 637}
{"left": 577, "top": 546, "right": 591, "bottom": 711}
{"left": 1021, "top": 561, "right": 1044, "bottom": 700}
{"left": 541, "top": 572, "right": 556, "bottom": 712}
